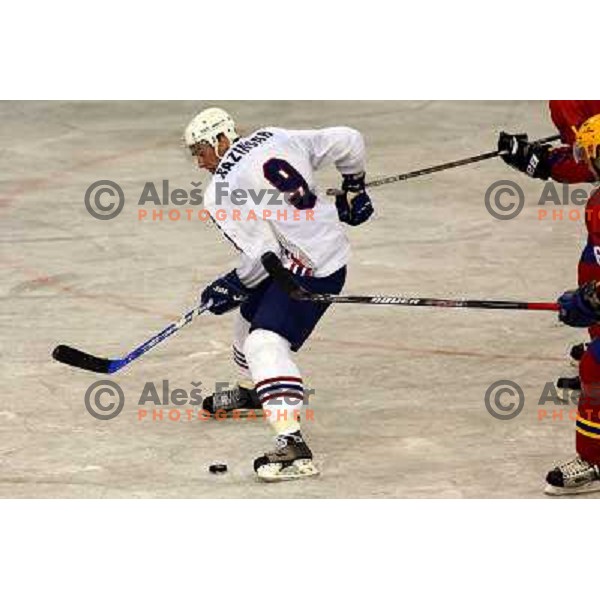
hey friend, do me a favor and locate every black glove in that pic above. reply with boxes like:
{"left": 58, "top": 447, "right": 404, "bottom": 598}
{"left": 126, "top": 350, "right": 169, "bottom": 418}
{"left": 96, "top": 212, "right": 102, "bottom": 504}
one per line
{"left": 200, "top": 269, "right": 250, "bottom": 315}
{"left": 497, "top": 132, "right": 552, "bottom": 180}
{"left": 558, "top": 281, "right": 600, "bottom": 328}
{"left": 335, "top": 172, "right": 374, "bottom": 226}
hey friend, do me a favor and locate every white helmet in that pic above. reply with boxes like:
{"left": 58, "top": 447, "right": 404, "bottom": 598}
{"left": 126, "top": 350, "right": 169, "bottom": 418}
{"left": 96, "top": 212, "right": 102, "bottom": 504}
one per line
{"left": 184, "top": 107, "right": 238, "bottom": 154}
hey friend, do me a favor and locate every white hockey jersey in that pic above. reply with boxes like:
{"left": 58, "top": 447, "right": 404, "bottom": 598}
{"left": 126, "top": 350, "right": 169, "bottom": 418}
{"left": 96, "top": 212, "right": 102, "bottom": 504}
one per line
{"left": 202, "top": 126, "right": 366, "bottom": 287}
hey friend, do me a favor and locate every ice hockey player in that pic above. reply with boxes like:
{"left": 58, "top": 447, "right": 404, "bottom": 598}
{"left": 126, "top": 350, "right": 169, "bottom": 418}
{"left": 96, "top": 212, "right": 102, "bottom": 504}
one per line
{"left": 498, "top": 101, "right": 600, "bottom": 391}
{"left": 535, "top": 115, "right": 600, "bottom": 495}
{"left": 184, "top": 107, "right": 373, "bottom": 481}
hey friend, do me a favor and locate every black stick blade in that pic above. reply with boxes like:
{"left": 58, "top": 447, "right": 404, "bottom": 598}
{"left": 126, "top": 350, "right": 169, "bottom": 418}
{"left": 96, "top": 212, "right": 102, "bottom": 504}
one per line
{"left": 52, "top": 344, "right": 112, "bottom": 373}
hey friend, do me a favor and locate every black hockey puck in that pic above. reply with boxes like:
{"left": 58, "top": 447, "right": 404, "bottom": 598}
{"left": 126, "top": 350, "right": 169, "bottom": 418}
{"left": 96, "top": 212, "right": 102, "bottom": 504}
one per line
{"left": 209, "top": 463, "right": 228, "bottom": 474}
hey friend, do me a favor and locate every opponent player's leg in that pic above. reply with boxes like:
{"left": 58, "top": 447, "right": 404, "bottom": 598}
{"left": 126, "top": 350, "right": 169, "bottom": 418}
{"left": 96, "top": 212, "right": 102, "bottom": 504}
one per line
{"left": 244, "top": 267, "right": 346, "bottom": 481}
{"left": 545, "top": 341, "right": 600, "bottom": 495}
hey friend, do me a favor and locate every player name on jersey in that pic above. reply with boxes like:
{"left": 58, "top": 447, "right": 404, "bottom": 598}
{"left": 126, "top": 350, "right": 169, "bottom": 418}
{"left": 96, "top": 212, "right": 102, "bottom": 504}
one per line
{"left": 215, "top": 130, "right": 274, "bottom": 180}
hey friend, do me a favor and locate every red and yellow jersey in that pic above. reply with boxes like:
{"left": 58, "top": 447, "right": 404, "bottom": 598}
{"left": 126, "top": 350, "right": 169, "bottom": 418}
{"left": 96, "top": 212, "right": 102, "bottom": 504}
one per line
{"left": 548, "top": 100, "right": 600, "bottom": 184}
{"left": 552, "top": 102, "right": 600, "bottom": 270}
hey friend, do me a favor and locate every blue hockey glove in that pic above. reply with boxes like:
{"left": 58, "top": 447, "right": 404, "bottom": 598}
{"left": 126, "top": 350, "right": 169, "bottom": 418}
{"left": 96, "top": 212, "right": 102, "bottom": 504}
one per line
{"left": 335, "top": 172, "right": 374, "bottom": 227}
{"left": 200, "top": 270, "right": 250, "bottom": 315}
{"left": 558, "top": 281, "right": 600, "bottom": 328}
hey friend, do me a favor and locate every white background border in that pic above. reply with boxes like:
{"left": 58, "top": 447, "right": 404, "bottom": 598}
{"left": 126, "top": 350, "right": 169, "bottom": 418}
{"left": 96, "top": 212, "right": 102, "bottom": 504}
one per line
{"left": 3, "top": 0, "right": 596, "bottom": 99}
{"left": 2, "top": 500, "right": 585, "bottom": 598}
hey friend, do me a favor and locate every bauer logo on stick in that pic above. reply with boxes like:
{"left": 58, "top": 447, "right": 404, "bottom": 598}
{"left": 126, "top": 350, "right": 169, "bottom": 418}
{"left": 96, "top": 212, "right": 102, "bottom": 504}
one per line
{"left": 371, "top": 297, "right": 420, "bottom": 305}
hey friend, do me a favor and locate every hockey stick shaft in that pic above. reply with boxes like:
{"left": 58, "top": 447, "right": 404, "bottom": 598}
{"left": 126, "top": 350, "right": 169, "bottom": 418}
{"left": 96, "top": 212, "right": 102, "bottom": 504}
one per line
{"left": 261, "top": 252, "right": 559, "bottom": 312}
{"left": 52, "top": 303, "right": 211, "bottom": 374}
{"left": 325, "top": 133, "right": 561, "bottom": 195}
{"left": 292, "top": 294, "right": 558, "bottom": 311}
{"left": 111, "top": 303, "right": 211, "bottom": 369}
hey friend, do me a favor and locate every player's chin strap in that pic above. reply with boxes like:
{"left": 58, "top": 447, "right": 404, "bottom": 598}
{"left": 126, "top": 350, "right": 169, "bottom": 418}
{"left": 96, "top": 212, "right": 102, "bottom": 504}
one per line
{"left": 260, "top": 252, "right": 559, "bottom": 313}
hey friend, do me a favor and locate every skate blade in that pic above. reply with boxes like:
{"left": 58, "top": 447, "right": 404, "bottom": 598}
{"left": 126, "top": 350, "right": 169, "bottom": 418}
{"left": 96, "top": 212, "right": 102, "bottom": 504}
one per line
{"left": 256, "top": 459, "right": 319, "bottom": 482}
{"left": 544, "top": 480, "right": 600, "bottom": 496}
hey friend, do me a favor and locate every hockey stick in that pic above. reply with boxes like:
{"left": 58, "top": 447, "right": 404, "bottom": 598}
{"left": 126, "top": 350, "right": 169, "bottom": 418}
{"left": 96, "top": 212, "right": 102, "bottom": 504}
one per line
{"left": 52, "top": 303, "right": 211, "bottom": 374}
{"left": 325, "top": 133, "right": 561, "bottom": 196}
{"left": 261, "top": 252, "right": 559, "bottom": 312}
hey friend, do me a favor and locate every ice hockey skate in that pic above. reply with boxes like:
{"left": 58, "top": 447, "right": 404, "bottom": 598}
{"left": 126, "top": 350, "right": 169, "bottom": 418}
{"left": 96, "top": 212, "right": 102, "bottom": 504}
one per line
{"left": 545, "top": 456, "right": 600, "bottom": 496}
{"left": 202, "top": 381, "right": 263, "bottom": 417}
{"left": 254, "top": 432, "right": 319, "bottom": 482}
